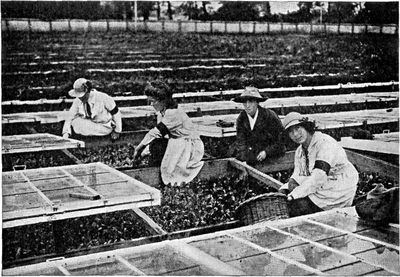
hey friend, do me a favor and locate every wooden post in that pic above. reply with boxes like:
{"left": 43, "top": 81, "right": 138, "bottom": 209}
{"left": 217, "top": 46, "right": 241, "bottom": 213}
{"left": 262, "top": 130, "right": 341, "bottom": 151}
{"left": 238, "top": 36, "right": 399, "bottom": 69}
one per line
{"left": 178, "top": 20, "right": 182, "bottom": 32}
{"left": 68, "top": 18, "right": 71, "bottom": 32}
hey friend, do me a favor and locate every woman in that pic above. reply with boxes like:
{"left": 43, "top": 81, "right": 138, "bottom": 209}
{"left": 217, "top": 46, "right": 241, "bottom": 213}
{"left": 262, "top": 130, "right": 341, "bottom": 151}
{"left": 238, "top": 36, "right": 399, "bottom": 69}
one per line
{"left": 233, "top": 86, "right": 286, "bottom": 165}
{"left": 133, "top": 81, "right": 204, "bottom": 186}
{"left": 280, "top": 112, "right": 358, "bottom": 217}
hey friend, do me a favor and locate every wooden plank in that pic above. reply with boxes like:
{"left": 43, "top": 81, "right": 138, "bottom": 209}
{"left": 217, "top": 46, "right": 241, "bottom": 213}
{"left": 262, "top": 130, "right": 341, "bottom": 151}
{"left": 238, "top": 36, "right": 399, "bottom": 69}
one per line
{"left": 373, "top": 132, "right": 399, "bottom": 143}
{"left": 2, "top": 81, "right": 398, "bottom": 110}
{"left": 3, "top": 92, "right": 398, "bottom": 123}
{"left": 168, "top": 240, "right": 247, "bottom": 275}
{"left": 132, "top": 208, "right": 167, "bottom": 236}
{"left": 114, "top": 255, "right": 146, "bottom": 275}
{"left": 228, "top": 158, "right": 283, "bottom": 190}
{"left": 340, "top": 137, "right": 399, "bottom": 155}
{"left": 345, "top": 149, "right": 399, "bottom": 180}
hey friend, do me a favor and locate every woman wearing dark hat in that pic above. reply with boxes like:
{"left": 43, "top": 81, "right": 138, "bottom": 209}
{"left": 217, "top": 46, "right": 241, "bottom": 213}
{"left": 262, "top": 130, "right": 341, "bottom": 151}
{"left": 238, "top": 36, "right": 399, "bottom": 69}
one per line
{"left": 133, "top": 81, "right": 204, "bottom": 186}
{"left": 233, "top": 86, "right": 286, "bottom": 165}
{"left": 280, "top": 112, "right": 359, "bottom": 217}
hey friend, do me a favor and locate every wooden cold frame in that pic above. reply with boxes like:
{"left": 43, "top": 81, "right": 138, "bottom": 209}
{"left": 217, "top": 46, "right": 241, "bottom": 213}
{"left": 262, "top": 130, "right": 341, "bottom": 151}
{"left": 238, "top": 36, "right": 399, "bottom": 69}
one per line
{"left": 2, "top": 133, "right": 85, "bottom": 154}
{"left": 4, "top": 207, "right": 398, "bottom": 276}
{"left": 2, "top": 162, "right": 160, "bottom": 228}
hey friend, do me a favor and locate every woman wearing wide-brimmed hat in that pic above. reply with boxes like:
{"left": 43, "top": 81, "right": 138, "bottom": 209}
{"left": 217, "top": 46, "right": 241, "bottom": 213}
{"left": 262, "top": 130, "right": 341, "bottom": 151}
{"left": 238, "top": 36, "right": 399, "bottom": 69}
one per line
{"left": 280, "top": 112, "right": 359, "bottom": 217}
{"left": 232, "top": 86, "right": 286, "bottom": 165}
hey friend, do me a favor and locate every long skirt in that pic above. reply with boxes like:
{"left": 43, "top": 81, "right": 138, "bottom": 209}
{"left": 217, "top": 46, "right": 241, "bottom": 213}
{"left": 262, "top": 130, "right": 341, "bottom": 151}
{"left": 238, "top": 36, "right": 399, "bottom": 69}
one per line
{"left": 160, "top": 137, "right": 204, "bottom": 186}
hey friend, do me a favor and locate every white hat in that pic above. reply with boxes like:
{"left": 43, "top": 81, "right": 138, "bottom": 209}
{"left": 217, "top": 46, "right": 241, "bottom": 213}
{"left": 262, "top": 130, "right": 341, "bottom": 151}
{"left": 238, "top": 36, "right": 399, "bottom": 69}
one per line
{"left": 282, "top": 112, "right": 309, "bottom": 130}
{"left": 233, "top": 87, "right": 268, "bottom": 103}
{"left": 68, "top": 78, "right": 89, "bottom": 98}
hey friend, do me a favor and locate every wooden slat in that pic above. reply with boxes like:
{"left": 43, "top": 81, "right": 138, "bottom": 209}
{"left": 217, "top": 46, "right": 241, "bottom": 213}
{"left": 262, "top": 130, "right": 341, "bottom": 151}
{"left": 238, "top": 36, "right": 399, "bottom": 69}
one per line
{"left": 114, "top": 255, "right": 146, "bottom": 275}
{"left": 345, "top": 150, "right": 399, "bottom": 180}
{"left": 340, "top": 137, "right": 399, "bottom": 155}
{"left": 228, "top": 158, "right": 283, "bottom": 190}
{"left": 132, "top": 208, "right": 167, "bottom": 236}
{"left": 2, "top": 92, "right": 398, "bottom": 124}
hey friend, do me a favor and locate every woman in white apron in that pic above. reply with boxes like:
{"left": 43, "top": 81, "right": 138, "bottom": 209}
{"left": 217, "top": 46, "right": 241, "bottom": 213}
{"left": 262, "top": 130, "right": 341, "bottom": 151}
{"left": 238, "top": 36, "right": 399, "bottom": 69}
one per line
{"left": 280, "top": 112, "right": 359, "bottom": 217}
{"left": 133, "top": 81, "right": 204, "bottom": 186}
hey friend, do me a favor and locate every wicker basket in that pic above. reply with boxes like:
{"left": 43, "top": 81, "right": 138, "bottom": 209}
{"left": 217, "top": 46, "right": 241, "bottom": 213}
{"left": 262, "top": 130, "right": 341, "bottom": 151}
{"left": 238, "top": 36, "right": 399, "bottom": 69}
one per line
{"left": 235, "top": 193, "right": 289, "bottom": 225}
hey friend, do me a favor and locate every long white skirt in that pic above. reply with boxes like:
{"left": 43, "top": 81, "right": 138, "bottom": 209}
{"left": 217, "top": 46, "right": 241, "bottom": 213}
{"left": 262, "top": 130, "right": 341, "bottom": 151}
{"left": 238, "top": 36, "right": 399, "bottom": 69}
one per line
{"left": 71, "top": 117, "right": 113, "bottom": 136}
{"left": 161, "top": 137, "right": 204, "bottom": 185}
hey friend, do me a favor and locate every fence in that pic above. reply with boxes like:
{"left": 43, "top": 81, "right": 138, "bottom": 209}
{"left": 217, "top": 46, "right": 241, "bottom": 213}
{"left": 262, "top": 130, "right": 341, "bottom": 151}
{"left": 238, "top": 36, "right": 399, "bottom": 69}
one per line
{"left": 2, "top": 18, "right": 398, "bottom": 35}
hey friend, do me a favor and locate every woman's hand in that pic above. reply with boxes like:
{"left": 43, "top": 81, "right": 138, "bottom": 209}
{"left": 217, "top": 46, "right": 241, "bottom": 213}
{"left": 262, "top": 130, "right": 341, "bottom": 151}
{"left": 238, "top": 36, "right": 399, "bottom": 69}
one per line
{"left": 133, "top": 144, "right": 144, "bottom": 160}
{"left": 257, "top": 150, "right": 267, "bottom": 162}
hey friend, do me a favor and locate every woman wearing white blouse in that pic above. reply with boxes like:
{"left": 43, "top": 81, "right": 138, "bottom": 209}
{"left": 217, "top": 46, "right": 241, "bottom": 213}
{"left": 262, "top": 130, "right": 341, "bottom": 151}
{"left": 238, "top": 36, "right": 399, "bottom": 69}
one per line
{"left": 133, "top": 81, "right": 204, "bottom": 186}
{"left": 280, "top": 112, "right": 359, "bottom": 217}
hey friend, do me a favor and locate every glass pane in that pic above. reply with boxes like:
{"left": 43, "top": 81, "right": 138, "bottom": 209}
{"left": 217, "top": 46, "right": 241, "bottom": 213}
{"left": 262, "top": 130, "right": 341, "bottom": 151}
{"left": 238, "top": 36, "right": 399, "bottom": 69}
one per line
{"left": 310, "top": 212, "right": 371, "bottom": 232}
{"left": 91, "top": 182, "right": 149, "bottom": 198}
{"left": 318, "top": 234, "right": 379, "bottom": 254}
{"left": 356, "top": 228, "right": 399, "bottom": 246}
{"left": 227, "top": 252, "right": 312, "bottom": 275}
{"left": 122, "top": 246, "right": 197, "bottom": 275}
{"left": 24, "top": 168, "right": 67, "bottom": 181}
{"left": 67, "top": 260, "right": 135, "bottom": 276}
{"left": 355, "top": 247, "right": 400, "bottom": 274}
{"left": 23, "top": 267, "right": 64, "bottom": 276}
{"left": 234, "top": 227, "right": 306, "bottom": 250}
{"left": 323, "top": 261, "right": 392, "bottom": 276}
{"left": 75, "top": 172, "right": 126, "bottom": 186}
{"left": 3, "top": 182, "right": 34, "bottom": 196}
{"left": 189, "top": 235, "right": 263, "bottom": 262}
{"left": 65, "top": 164, "right": 108, "bottom": 176}
{"left": 43, "top": 186, "right": 94, "bottom": 202}
{"left": 3, "top": 193, "right": 47, "bottom": 211}
{"left": 275, "top": 243, "right": 356, "bottom": 271}
{"left": 2, "top": 171, "right": 26, "bottom": 184}
{"left": 281, "top": 221, "right": 344, "bottom": 241}
{"left": 31, "top": 177, "right": 81, "bottom": 191}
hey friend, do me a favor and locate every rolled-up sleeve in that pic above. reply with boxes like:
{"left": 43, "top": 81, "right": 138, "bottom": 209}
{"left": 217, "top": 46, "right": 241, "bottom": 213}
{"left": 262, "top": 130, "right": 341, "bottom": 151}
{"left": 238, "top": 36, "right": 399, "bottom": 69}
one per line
{"left": 104, "top": 95, "right": 122, "bottom": 133}
{"left": 62, "top": 100, "right": 79, "bottom": 136}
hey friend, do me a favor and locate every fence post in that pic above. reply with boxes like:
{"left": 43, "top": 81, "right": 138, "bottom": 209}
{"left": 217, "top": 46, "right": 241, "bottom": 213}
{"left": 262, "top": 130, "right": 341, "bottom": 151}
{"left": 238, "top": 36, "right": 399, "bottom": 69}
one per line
{"left": 178, "top": 19, "right": 182, "bottom": 32}
{"left": 5, "top": 19, "right": 10, "bottom": 33}
{"left": 68, "top": 18, "right": 71, "bottom": 32}
{"left": 28, "top": 18, "right": 32, "bottom": 33}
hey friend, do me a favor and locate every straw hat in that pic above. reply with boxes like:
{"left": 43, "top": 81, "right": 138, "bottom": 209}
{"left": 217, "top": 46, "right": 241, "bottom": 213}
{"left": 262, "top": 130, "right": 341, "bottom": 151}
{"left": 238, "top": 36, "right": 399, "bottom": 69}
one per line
{"left": 69, "top": 78, "right": 89, "bottom": 98}
{"left": 233, "top": 87, "right": 268, "bottom": 103}
{"left": 282, "top": 112, "right": 309, "bottom": 130}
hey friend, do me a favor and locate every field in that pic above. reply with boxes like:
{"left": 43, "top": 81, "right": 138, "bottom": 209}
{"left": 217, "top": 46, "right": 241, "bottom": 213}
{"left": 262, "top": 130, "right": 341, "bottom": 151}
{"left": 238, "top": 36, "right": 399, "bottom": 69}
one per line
{"left": 2, "top": 29, "right": 399, "bottom": 269}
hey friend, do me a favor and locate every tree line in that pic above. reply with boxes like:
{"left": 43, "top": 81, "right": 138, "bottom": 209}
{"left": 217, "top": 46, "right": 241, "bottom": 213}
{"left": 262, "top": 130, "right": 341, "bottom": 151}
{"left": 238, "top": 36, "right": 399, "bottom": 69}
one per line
{"left": 1, "top": 1, "right": 398, "bottom": 24}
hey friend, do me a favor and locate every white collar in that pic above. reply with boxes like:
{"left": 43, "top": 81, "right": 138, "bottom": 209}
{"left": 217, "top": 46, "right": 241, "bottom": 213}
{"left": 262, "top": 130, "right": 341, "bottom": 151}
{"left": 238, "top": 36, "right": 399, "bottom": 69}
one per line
{"left": 246, "top": 108, "right": 259, "bottom": 130}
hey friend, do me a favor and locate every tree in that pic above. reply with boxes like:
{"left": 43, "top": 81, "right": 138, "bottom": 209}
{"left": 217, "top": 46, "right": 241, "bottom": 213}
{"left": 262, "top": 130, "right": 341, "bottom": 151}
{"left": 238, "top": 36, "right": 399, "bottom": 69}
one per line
{"left": 137, "top": 1, "right": 155, "bottom": 21}
{"left": 360, "top": 2, "right": 399, "bottom": 24}
{"left": 326, "top": 2, "right": 358, "bottom": 23}
{"left": 214, "top": 2, "right": 259, "bottom": 21}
